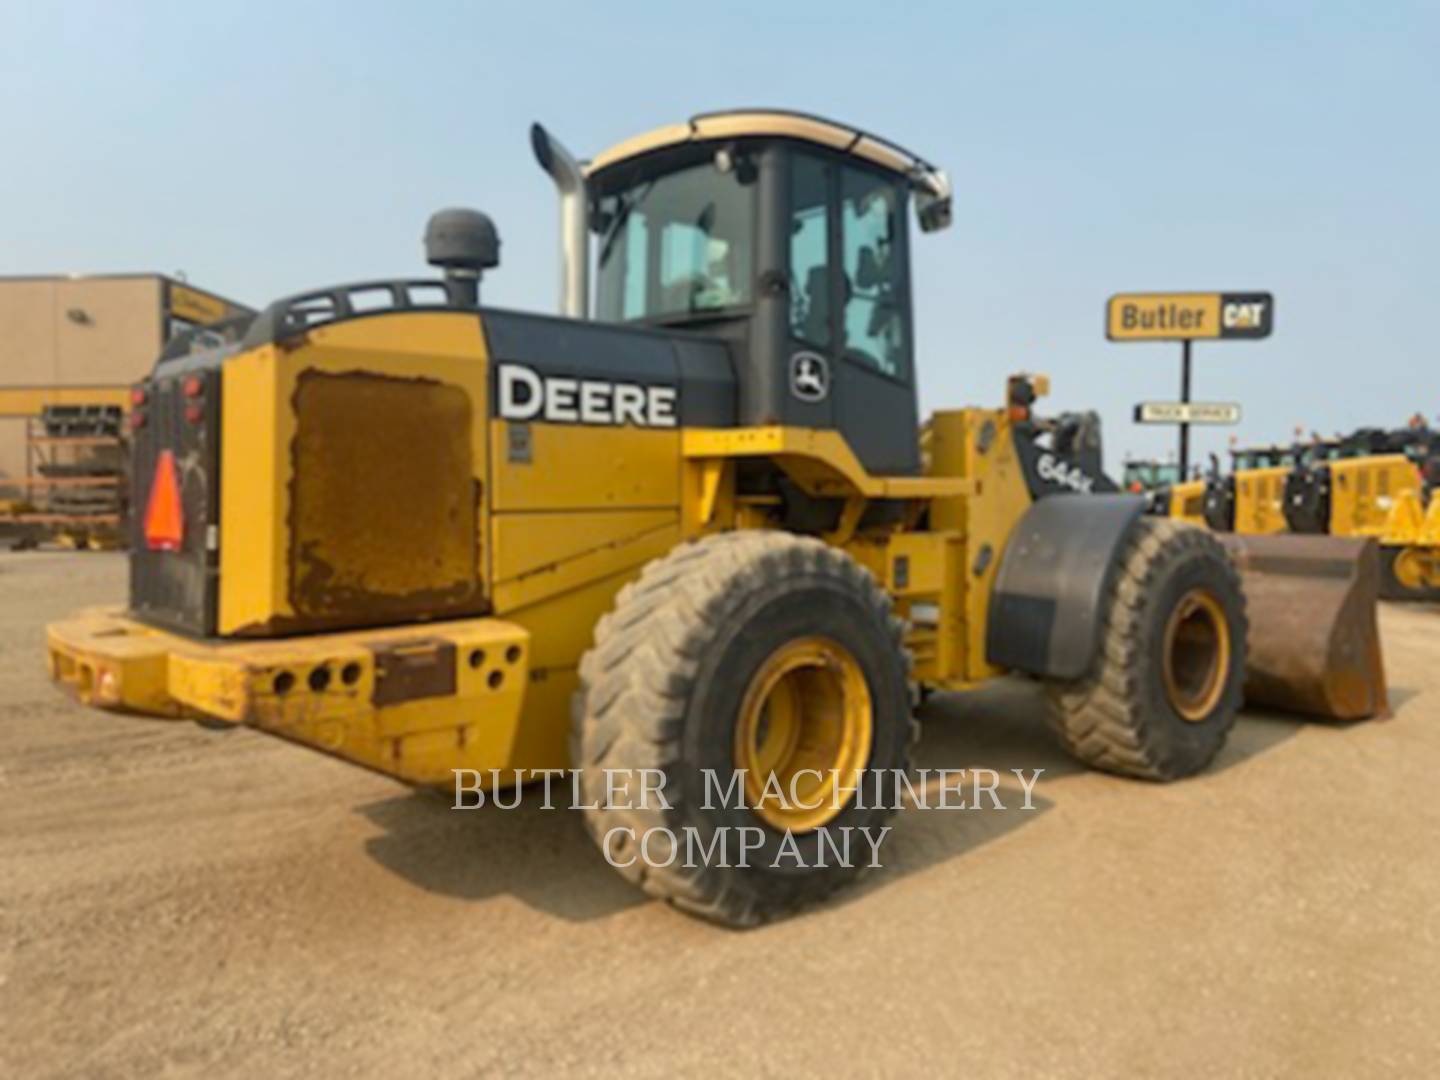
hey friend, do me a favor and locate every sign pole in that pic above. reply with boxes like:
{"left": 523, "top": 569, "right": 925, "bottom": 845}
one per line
{"left": 1179, "top": 339, "right": 1192, "bottom": 477}
{"left": 1108, "top": 291, "right": 1272, "bottom": 465}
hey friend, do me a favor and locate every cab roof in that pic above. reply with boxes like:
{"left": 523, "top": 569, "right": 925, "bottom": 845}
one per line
{"left": 586, "top": 109, "right": 942, "bottom": 185}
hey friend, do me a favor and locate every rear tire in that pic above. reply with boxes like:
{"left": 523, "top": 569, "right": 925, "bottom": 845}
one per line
{"left": 1046, "top": 519, "right": 1247, "bottom": 781}
{"left": 571, "top": 532, "right": 914, "bottom": 927}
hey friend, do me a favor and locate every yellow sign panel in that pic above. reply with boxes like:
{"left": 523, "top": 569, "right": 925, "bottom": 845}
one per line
{"left": 169, "top": 283, "right": 230, "bottom": 326}
{"left": 1107, "top": 292, "right": 1273, "bottom": 341}
{"left": 1107, "top": 293, "right": 1220, "bottom": 340}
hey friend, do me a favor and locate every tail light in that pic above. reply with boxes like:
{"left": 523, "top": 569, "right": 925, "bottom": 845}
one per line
{"left": 129, "top": 383, "right": 148, "bottom": 429}
{"left": 182, "top": 376, "right": 205, "bottom": 423}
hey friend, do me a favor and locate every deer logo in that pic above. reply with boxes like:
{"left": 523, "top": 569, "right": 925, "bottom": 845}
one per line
{"left": 790, "top": 351, "right": 830, "bottom": 403}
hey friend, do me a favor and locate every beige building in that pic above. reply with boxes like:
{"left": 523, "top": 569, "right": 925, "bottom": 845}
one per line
{"left": 0, "top": 275, "right": 250, "bottom": 496}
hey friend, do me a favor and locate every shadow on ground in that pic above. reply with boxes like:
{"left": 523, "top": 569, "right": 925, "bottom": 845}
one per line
{"left": 921, "top": 675, "right": 1305, "bottom": 779}
{"left": 1387, "top": 685, "right": 1420, "bottom": 713}
{"left": 357, "top": 680, "right": 1058, "bottom": 924}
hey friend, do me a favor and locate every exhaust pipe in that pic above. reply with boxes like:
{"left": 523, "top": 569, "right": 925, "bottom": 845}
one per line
{"left": 530, "top": 123, "right": 589, "bottom": 319}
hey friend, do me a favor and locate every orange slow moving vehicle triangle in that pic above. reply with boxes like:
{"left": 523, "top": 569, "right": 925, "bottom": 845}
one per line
{"left": 143, "top": 449, "right": 184, "bottom": 552}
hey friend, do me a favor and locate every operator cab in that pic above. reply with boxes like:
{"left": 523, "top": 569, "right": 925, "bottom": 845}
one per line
{"left": 579, "top": 111, "right": 952, "bottom": 474}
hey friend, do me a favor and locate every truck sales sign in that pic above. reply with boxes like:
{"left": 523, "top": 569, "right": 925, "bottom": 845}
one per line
{"left": 1106, "top": 292, "right": 1273, "bottom": 341}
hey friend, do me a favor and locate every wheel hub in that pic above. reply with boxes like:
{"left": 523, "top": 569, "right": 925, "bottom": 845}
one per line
{"left": 734, "top": 636, "right": 873, "bottom": 832}
{"left": 1162, "top": 588, "right": 1231, "bottom": 723}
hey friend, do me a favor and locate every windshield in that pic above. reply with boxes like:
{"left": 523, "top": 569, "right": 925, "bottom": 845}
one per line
{"left": 1124, "top": 462, "right": 1180, "bottom": 488}
{"left": 594, "top": 161, "right": 756, "bottom": 323}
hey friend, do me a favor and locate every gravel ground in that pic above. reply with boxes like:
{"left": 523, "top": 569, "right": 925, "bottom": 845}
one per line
{"left": 2, "top": 550, "right": 1437, "bottom": 1077}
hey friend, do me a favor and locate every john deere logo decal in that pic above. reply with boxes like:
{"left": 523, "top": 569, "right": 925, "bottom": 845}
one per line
{"left": 790, "top": 352, "right": 829, "bottom": 403}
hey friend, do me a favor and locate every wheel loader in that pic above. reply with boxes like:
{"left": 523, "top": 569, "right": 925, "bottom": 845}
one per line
{"left": 1381, "top": 487, "right": 1440, "bottom": 595}
{"left": 1123, "top": 458, "right": 1207, "bottom": 526}
{"left": 45, "top": 110, "right": 1385, "bottom": 926}
{"left": 1201, "top": 442, "right": 1297, "bottom": 535}
{"left": 1282, "top": 427, "right": 1440, "bottom": 600}
{"left": 1191, "top": 425, "right": 1439, "bottom": 601}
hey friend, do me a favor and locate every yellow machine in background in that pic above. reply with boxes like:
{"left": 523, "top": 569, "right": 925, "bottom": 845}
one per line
{"left": 1179, "top": 426, "right": 1438, "bottom": 601}
{"left": 1232, "top": 445, "right": 1295, "bottom": 534}
{"left": 1382, "top": 490, "right": 1440, "bottom": 595}
{"left": 1282, "top": 435, "right": 1432, "bottom": 598}
{"left": 45, "top": 110, "right": 1386, "bottom": 926}
{"left": 1166, "top": 477, "right": 1208, "bottom": 526}
{"left": 1235, "top": 466, "right": 1291, "bottom": 533}
{"left": 1185, "top": 444, "right": 1296, "bottom": 536}
{"left": 1283, "top": 451, "right": 1419, "bottom": 539}
{"left": 1120, "top": 458, "right": 1206, "bottom": 526}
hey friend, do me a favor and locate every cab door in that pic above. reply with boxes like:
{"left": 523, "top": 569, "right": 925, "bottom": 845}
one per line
{"left": 785, "top": 152, "right": 920, "bottom": 475}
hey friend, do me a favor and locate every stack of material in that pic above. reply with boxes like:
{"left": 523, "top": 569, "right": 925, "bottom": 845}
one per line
{"left": 18, "top": 405, "right": 128, "bottom": 548}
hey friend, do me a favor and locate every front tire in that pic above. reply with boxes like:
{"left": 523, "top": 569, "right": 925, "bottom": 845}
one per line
{"left": 1046, "top": 519, "right": 1247, "bottom": 781}
{"left": 571, "top": 532, "right": 914, "bottom": 927}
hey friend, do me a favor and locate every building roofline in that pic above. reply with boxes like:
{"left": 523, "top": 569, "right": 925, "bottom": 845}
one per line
{"left": 0, "top": 273, "right": 252, "bottom": 315}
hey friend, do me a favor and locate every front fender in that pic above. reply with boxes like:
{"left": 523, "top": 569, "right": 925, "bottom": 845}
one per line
{"left": 985, "top": 494, "right": 1146, "bottom": 680}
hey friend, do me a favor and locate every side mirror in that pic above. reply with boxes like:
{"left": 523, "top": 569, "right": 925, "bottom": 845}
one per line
{"left": 913, "top": 168, "right": 953, "bottom": 233}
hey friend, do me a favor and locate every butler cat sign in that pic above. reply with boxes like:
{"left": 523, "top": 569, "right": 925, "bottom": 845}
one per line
{"left": 1107, "top": 289, "right": 1273, "bottom": 476}
{"left": 1106, "top": 292, "right": 1273, "bottom": 341}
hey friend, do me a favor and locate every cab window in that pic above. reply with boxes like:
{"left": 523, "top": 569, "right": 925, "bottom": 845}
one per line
{"left": 595, "top": 160, "right": 755, "bottom": 323}
{"left": 789, "top": 154, "right": 831, "bottom": 348}
{"left": 840, "top": 167, "right": 907, "bottom": 379}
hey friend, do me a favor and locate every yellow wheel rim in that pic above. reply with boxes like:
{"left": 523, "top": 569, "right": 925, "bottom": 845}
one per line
{"left": 1393, "top": 549, "right": 1427, "bottom": 592}
{"left": 734, "top": 636, "right": 873, "bottom": 833}
{"left": 1162, "top": 588, "right": 1231, "bottom": 723}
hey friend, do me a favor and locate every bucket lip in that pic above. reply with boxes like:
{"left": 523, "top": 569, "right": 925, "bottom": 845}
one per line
{"left": 1219, "top": 534, "right": 1377, "bottom": 579}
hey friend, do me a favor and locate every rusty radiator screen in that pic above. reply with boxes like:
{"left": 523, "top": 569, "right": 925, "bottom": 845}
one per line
{"left": 289, "top": 370, "right": 481, "bottom": 626}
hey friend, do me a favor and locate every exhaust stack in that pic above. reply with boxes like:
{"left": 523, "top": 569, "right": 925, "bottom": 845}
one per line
{"left": 530, "top": 123, "right": 589, "bottom": 319}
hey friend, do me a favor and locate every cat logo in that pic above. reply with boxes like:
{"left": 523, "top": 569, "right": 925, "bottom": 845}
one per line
{"left": 790, "top": 351, "right": 829, "bottom": 403}
{"left": 1222, "top": 298, "right": 1268, "bottom": 332}
{"left": 1107, "top": 291, "right": 1273, "bottom": 341}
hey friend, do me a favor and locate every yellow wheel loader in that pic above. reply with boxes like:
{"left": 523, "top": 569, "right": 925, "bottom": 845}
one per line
{"left": 1381, "top": 488, "right": 1440, "bottom": 597}
{"left": 1200, "top": 444, "right": 1296, "bottom": 535}
{"left": 1167, "top": 477, "right": 1208, "bottom": 526}
{"left": 1283, "top": 427, "right": 1439, "bottom": 601}
{"left": 1121, "top": 459, "right": 1205, "bottom": 525}
{"left": 45, "top": 110, "right": 1385, "bottom": 925}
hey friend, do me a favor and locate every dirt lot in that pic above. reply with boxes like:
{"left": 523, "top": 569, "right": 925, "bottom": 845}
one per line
{"left": 2, "top": 550, "right": 1438, "bottom": 1078}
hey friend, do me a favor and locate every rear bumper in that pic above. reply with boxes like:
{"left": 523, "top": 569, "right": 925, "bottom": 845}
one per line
{"left": 46, "top": 608, "right": 532, "bottom": 783}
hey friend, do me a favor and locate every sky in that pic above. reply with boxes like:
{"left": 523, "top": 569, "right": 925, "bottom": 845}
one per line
{"left": 1, "top": 1, "right": 1435, "bottom": 469}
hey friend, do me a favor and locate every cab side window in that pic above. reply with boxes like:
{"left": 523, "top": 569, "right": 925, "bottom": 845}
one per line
{"left": 788, "top": 154, "right": 831, "bottom": 348}
{"left": 840, "top": 167, "right": 907, "bottom": 379}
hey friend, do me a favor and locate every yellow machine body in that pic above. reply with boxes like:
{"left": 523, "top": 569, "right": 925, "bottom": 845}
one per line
{"left": 1382, "top": 489, "right": 1440, "bottom": 590}
{"left": 1167, "top": 478, "right": 1207, "bottom": 525}
{"left": 47, "top": 305, "right": 1041, "bottom": 783}
{"left": 45, "top": 108, "right": 1388, "bottom": 802}
{"left": 1233, "top": 465, "right": 1290, "bottom": 534}
{"left": 1327, "top": 454, "right": 1420, "bottom": 538}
